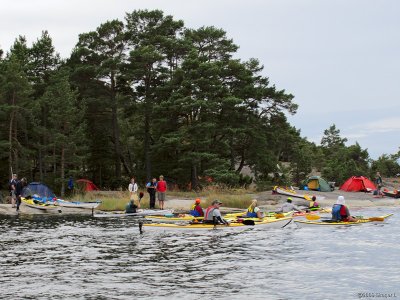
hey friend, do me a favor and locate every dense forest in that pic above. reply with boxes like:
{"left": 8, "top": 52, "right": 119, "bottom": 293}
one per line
{"left": 1, "top": 10, "right": 399, "bottom": 196}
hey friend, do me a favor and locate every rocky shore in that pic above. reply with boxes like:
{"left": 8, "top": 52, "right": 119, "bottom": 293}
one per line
{"left": 1, "top": 189, "right": 398, "bottom": 216}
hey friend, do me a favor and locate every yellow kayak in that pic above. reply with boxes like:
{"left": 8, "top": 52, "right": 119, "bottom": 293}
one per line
{"left": 294, "top": 214, "right": 393, "bottom": 227}
{"left": 145, "top": 214, "right": 203, "bottom": 223}
{"left": 143, "top": 216, "right": 293, "bottom": 230}
{"left": 21, "top": 197, "right": 61, "bottom": 212}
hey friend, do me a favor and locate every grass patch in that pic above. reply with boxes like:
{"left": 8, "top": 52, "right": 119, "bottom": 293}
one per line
{"left": 67, "top": 189, "right": 255, "bottom": 211}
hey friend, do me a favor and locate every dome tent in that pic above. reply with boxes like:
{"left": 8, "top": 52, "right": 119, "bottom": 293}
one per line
{"left": 301, "top": 176, "right": 333, "bottom": 192}
{"left": 339, "top": 176, "right": 376, "bottom": 192}
{"left": 22, "top": 182, "right": 56, "bottom": 199}
{"left": 76, "top": 179, "right": 99, "bottom": 191}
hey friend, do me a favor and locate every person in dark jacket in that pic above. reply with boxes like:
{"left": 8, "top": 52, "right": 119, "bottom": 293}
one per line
{"left": 125, "top": 200, "right": 138, "bottom": 214}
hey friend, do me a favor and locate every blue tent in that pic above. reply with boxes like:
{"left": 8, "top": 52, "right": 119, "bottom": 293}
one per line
{"left": 22, "top": 182, "right": 56, "bottom": 199}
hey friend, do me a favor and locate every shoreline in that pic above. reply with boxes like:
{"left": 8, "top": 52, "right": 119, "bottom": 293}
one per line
{"left": 0, "top": 189, "right": 398, "bottom": 216}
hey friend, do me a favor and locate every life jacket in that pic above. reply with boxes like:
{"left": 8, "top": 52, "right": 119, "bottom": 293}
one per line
{"left": 246, "top": 205, "right": 257, "bottom": 218}
{"left": 332, "top": 204, "right": 348, "bottom": 221}
{"left": 190, "top": 204, "right": 201, "bottom": 217}
{"left": 204, "top": 206, "right": 216, "bottom": 221}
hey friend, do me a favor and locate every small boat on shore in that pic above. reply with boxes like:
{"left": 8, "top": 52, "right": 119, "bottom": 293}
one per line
{"left": 382, "top": 190, "right": 400, "bottom": 198}
{"left": 272, "top": 186, "right": 325, "bottom": 201}
{"left": 21, "top": 198, "right": 61, "bottom": 212}
{"left": 55, "top": 199, "right": 102, "bottom": 209}
{"left": 93, "top": 209, "right": 174, "bottom": 218}
{"left": 294, "top": 214, "right": 393, "bottom": 227}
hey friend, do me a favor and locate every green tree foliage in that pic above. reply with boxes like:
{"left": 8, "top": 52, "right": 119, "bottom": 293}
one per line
{"left": 2, "top": 9, "right": 398, "bottom": 192}
{"left": 39, "top": 70, "right": 87, "bottom": 196}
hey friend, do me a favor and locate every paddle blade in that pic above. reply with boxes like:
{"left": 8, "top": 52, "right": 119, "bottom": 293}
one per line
{"left": 305, "top": 214, "right": 321, "bottom": 220}
{"left": 368, "top": 217, "right": 384, "bottom": 222}
{"left": 304, "top": 195, "right": 311, "bottom": 201}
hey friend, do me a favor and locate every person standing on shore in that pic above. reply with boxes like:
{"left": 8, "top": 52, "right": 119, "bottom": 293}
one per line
{"left": 146, "top": 178, "right": 157, "bottom": 209}
{"left": 375, "top": 172, "right": 383, "bottom": 196}
{"left": 128, "top": 177, "right": 139, "bottom": 208}
{"left": 156, "top": 175, "right": 167, "bottom": 210}
{"left": 9, "top": 174, "right": 18, "bottom": 208}
{"left": 15, "top": 177, "right": 26, "bottom": 212}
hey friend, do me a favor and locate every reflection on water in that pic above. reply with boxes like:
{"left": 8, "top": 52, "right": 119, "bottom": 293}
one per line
{"left": 0, "top": 207, "right": 399, "bottom": 299}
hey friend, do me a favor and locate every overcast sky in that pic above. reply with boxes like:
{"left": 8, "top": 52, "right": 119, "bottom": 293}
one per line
{"left": 1, "top": 0, "right": 399, "bottom": 159}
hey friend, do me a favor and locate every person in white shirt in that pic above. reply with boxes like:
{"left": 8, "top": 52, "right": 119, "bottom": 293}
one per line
{"left": 128, "top": 177, "right": 139, "bottom": 208}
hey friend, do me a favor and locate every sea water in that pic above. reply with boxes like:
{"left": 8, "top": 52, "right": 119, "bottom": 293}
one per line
{"left": 0, "top": 207, "right": 399, "bottom": 300}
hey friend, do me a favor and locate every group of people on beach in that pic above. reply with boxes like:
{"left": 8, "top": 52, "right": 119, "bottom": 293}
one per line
{"left": 126, "top": 175, "right": 167, "bottom": 213}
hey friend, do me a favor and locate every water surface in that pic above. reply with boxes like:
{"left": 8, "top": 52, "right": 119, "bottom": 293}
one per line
{"left": 1, "top": 207, "right": 399, "bottom": 299}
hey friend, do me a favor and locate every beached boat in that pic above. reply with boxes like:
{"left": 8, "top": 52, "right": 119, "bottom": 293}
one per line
{"left": 142, "top": 216, "right": 293, "bottom": 231}
{"left": 21, "top": 198, "right": 61, "bottom": 212}
{"left": 55, "top": 199, "right": 102, "bottom": 209}
{"left": 272, "top": 186, "right": 325, "bottom": 201}
{"left": 382, "top": 190, "right": 400, "bottom": 198}
{"left": 93, "top": 209, "right": 174, "bottom": 218}
{"left": 294, "top": 214, "right": 393, "bottom": 227}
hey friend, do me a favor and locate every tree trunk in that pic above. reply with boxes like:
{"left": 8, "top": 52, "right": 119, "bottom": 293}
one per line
{"left": 191, "top": 163, "right": 198, "bottom": 191}
{"left": 9, "top": 91, "right": 15, "bottom": 177}
{"left": 111, "top": 75, "right": 121, "bottom": 182}
{"left": 60, "top": 146, "right": 65, "bottom": 197}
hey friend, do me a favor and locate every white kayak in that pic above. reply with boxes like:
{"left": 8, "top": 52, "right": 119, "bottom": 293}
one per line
{"left": 56, "top": 199, "right": 101, "bottom": 209}
{"left": 93, "top": 209, "right": 174, "bottom": 218}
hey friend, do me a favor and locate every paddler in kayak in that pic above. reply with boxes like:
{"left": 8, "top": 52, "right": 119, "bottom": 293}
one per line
{"left": 189, "top": 198, "right": 204, "bottom": 217}
{"left": 278, "top": 197, "right": 302, "bottom": 213}
{"left": 308, "top": 195, "right": 321, "bottom": 211}
{"left": 331, "top": 196, "right": 357, "bottom": 222}
{"left": 125, "top": 199, "right": 138, "bottom": 214}
{"left": 245, "top": 199, "right": 264, "bottom": 218}
{"left": 203, "top": 200, "right": 229, "bottom": 225}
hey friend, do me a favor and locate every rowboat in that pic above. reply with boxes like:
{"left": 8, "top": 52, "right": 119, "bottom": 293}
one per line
{"left": 55, "top": 199, "right": 102, "bottom": 209}
{"left": 294, "top": 214, "right": 393, "bottom": 227}
{"left": 142, "top": 216, "right": 293, "bottom": 231}
{"left": 272, "top": 186, "right": 325, "bottom": 201}
{"left": 21, "top": 198, "right": 61, "bottom": 212}
{"left": 93, "top": 209, "right": 174, "bottom": 218}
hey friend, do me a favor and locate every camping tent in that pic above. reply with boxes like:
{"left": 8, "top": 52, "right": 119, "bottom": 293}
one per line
{"left": 22, "top": 182, "right": 56, "bottom": 199}
{"left": 339, "top": 176, "right": 376, "bottom": 192}
{"left": 76, "top": 179, "right": 99, "bottom": 191}
{"left": 301, "top": 176, "right": 333, "bottom": 192}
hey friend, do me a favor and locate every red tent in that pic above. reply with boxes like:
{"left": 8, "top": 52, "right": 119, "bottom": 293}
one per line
{"left": 339, "top": 176, "right": 376, "bottom": 192}
{"left": 76, "top": 179, "right": 99, "bottom": 191}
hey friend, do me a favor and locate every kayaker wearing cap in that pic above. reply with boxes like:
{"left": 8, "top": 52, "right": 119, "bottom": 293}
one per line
{"left": 279, "top": 197, "right": 301, "bottom": 213}
{"left": 331, "top": 196, "right": 357, "bottom": 222}
{"left": 189, "top": 198, "right": 204, "bottom": 217}
{"left": 245, "top": 199, "right": 263, "bottom": 219}
{"left": 203, "top": 200, "right": 229, "bottom": 225}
